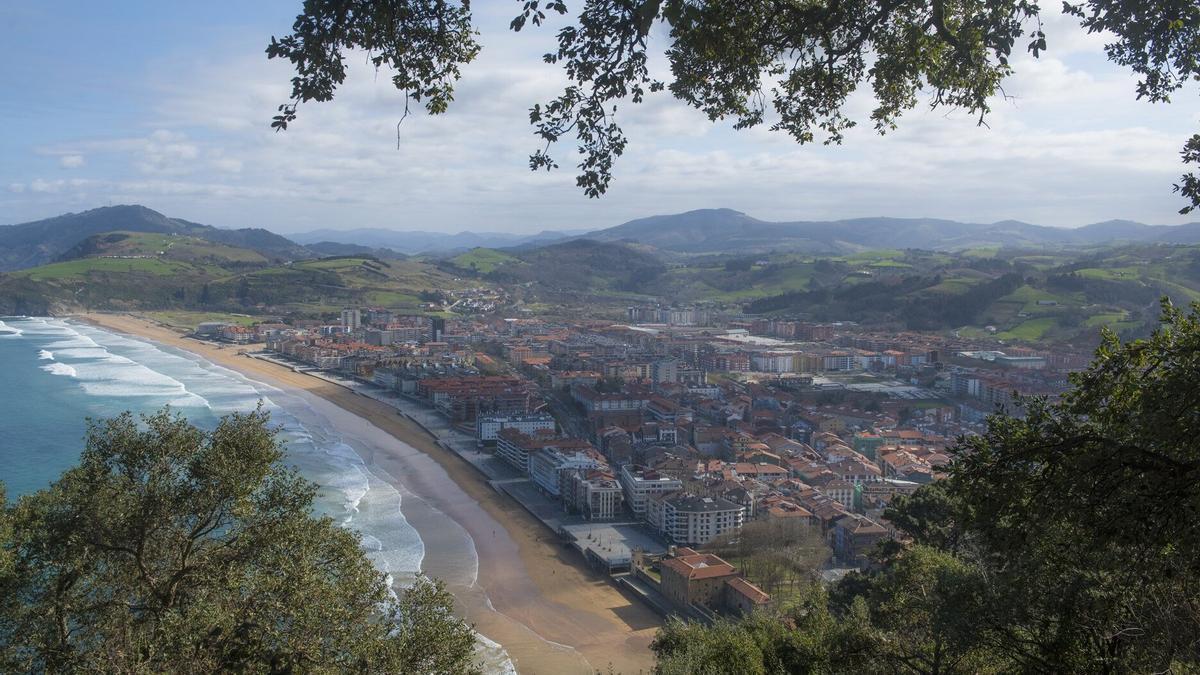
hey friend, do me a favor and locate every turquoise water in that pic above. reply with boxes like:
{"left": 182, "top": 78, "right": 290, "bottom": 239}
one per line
{"left": 0, "top": 316, "right": 424, "bottom": 578}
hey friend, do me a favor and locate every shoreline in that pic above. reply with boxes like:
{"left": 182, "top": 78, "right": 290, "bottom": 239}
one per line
{"left": 79, "top": 313, "right": 658, "bottom": 675}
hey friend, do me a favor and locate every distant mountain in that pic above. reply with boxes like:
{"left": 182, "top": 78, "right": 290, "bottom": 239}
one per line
{"left": 288, "top": 227, "right": 585, "bottom": 254}
{"left": 578, "top": 208, "right": 1200, "bottom": 254}
{"left": 304, "top": 241, "right": 408, "bottom": 260}
{"left": 0, "top": 205, "right": 310, "bottom": 271}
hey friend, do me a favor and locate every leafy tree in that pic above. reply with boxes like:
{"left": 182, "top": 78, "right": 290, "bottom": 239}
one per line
{"left": 935, "top": 299, "right": 1200, "bottom": 670}
{"left": 651, "top": 587, "right": 876, "bottom": 675}
{"left": 0, "top": 407, "right": 479, "bottom": 674}
{"left": 270, "top": 1, "right": 1200, "bottom": 207}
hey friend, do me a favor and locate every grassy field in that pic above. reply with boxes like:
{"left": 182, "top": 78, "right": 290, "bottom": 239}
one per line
{"left": 450, "top": 248, "right": 523, "bottom": 274}
{"left": 16, "top": 257, "right": 200, "bottom": 281}
{"left": 997, "top": 317, "right": 1058, "bottom": 341}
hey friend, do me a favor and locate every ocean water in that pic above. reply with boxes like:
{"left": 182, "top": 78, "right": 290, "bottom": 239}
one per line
{"left": 0, "top": 317, "right": 514, "bottom": 672}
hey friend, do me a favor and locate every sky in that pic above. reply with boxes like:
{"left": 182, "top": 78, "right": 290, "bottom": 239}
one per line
{"left": 2, "top": 1, "right": 1199, "bottom": 234}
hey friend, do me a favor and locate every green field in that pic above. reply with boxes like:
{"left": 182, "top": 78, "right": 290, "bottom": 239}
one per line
{"left": 450, "top": 248, "right": 523, "bottom": 274}
{"left": 997, "top": 317, "right": 1058, "bottom": 341}
{"left": 16, "top": 257, "right": 199, "bottom": 281}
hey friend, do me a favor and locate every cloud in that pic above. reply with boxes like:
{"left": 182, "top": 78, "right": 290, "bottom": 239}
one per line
{"left": 3, "top": 5, "right": 1199, "bottom": 231}
{"left": 59, "top": 154, "right": 85, "bottom": 168}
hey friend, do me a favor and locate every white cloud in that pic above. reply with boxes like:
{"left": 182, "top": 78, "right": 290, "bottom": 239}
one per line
{"left": 210, "top": 157, "right": 243, "bottom": 173}
{"left": 59, "top": 154, "right": 85, "bottom": 168}
{"left": 4, "top": 6, "right": 1199, "bottom": 231}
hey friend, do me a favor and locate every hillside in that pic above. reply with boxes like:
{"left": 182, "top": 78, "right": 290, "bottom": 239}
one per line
{"left": 0, "top": 205, "right": 309, "bottom": 271}
{"left": 579, "top": 208, "right": 1200, "bottom": 254}
{"left": 439, "top": 239, "right": 666, "bottom": 297}
{"left": 0, "top": 231, "right": 472, "bottom": 316}
{"left": 58, "top": 231, "right": 268, "bottom": 266}
{"left": 738, "top": 245, "right": 1200, "bottom": 346}
{"left": 289, "top": 227, "right": 583, "bottom": 254}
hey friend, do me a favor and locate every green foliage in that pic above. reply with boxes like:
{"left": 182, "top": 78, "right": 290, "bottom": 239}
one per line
{"left": 273, "top": 1, "right": 1199, "bottom": 207}
{"left": 0, "top": 407, "right": 479, "bottom": 674}
{"left": 652, "top": 586, "right": 876, "bottom": 675}
{"left": 267, "top": 0, "right": 480, "bottom": 130}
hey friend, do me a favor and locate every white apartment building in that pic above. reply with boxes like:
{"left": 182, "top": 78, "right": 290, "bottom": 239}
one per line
{"left": 647, "top": 494, "right": 745, "bottom": 546}
{"left": 751, "top": 351, "right": 796, "bottom": 373}
{"left": 619, "top": 464, "right": 684, "bottom": 517}
{"left": 528, "top": 448, "right": 603, "bottom": 498}
{"left": 476, "top": 413, "right": 556, "bottom": 445}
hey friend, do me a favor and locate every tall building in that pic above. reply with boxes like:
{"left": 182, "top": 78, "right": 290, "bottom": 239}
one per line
{"left": 340, "top": 308, "right": 361, "bottom": 332}
{"left": 429, "top": 317, "right": 446, "bottom": 342}
{"left": 651, "top": 358, "right": 680, "bottom": 386}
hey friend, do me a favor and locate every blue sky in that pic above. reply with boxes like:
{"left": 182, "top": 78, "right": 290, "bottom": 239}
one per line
{"left": 3, "top": 1, "right": 1199, "bottom": 233}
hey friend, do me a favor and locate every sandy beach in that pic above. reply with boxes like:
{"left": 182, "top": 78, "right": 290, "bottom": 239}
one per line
{"left": 80, "top": 313, "right": 659, "bottom": 675}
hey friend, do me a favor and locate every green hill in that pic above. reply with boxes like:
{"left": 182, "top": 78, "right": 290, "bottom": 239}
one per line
{"left": 58, "top": 231, "right": 269, "bottom": 265}
{"left": 741, "top": 244, "right": 1200, "bottom": 347}
{"left": 0, "top": 204, "right": 310, "bottom": 271}
{"left": 0, "top": 233, "right": 473, "bottom": 317}
{"left": 442, "top": 239, "right": 666, "bottom": 296}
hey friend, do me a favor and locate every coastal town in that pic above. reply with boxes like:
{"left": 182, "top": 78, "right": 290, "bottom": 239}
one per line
{"left": 192, "top": 303, "right": 1090, "bottom": 623}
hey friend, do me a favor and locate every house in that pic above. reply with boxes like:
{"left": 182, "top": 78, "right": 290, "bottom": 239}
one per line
{"left": 831, "top": 514, "right": 889, "bottom": 567}
{"left": 658, "top": 548, "right": 771, "bottom": 616}
{"left": 659, "top": 548, "right": 739, "bottom": 609}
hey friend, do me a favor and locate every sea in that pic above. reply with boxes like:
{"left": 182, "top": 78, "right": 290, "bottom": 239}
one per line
{"left": 0, "top": 316, "right": 514, "bottom": 673}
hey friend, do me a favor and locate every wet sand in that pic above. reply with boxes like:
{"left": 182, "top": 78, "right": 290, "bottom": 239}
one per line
{"left": 81, "top": 313, "right": 659, "bottom": 675}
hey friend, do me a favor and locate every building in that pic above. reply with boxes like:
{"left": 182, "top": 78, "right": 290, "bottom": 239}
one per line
{"left": 619, "top": 465, "right": 684, "bottom": 518}
{"left": 340, "top": 308, "right": 361, "bottom": 332}
{"left": 651, "top": 358, "right": 680, "bottom": 386}
{"left": 418, "top": 376, "right": 533, "bottom": 422}
{"left": 564, "top": 469, "right": 625, "bottom": 520}
{"left": 647, "top": 494, "right": 745, "bottom": 546}
{"left": 751, "top": 351, "right": 796, "bottom": 373}
{"left": 831, "top": 514, "right": 889, "bottom": 567}
{"left": 195, "top": 321, "right": 228, "bottom": 338}
{"left": 701, "top": 351, "right": 750, "bottom": 373}
{"left": 658, "top": 548, "right": 771, "bottom": 615}
{"left": 528, "top": 447, "right": 604, "bottom": 497}
{"left": 495, "top": 428, "right": 595, "bottom": 476}
{"left": 659, "top": 548, "right": 738, "bottom": 609}
{"left": 429, "top": 316, "right": 446, "bottom": 342}
{"left": 724, "top": 577, "right": 772, "bottom": 616}
{"left": 476, "top": 413, "right": 556, "bottom": 445}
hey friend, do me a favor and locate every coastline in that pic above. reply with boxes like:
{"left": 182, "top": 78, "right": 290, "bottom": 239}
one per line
{"left": 79, "top": 313, "right": 659, "bottom": 675}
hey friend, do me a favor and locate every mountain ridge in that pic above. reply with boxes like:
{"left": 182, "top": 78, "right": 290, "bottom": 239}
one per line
{"left": 575, "top": 208, "right": 1200, "bottom": 253}
{"left": 9, "top": 205, "right": 1200, "bottom": 275}
{"left": 0, "top": 205, "right": 309, "bottom": 271}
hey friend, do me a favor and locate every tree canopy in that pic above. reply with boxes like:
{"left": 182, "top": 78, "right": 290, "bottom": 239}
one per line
{"left": 652, "top": 300, "right": 1200, "bottom": 674}
{"left": 0, "top": 407, "right": 480, "bottom": 674}
{"left": 269, "top": 0, "right": 1200, "bottom": 208}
